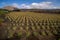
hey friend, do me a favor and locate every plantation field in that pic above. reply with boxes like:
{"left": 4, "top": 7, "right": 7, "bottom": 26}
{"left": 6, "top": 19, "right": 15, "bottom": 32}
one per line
{"left": 4, "top": 12, "right": 60, "bottom": 40}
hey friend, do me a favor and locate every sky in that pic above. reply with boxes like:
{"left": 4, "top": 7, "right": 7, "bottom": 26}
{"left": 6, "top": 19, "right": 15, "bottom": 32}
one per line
{"left": 0, "top": 0, "right": 60, "bottom": 9}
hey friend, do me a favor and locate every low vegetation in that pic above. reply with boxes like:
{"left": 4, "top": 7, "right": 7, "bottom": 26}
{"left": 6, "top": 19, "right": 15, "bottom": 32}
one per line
{"left": 0, "top": 9, "right": 60, "bottom": 40}
{"left": 1, "top": 12, "right": 59, "bottom": 40}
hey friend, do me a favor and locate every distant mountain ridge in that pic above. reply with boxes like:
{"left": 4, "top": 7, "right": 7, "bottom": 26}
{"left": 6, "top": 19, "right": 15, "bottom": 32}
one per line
{"left": 0, "top": 6, "right": 60, "bottom": 13}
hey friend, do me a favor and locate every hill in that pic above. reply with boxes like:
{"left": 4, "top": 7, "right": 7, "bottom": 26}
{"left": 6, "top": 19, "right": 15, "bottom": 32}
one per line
{"left": 3, "top": 6, "right": 19, "bottom": 11}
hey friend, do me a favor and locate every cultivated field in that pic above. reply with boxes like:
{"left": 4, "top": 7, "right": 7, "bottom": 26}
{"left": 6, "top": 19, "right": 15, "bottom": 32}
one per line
{"left": 1, "top": 12, "right": 60, "bottom": 40}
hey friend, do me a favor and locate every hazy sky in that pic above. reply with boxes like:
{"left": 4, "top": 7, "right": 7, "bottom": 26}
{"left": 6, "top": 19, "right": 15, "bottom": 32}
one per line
{"left": 0, "top": 0, "right": 60, "bottom": 9}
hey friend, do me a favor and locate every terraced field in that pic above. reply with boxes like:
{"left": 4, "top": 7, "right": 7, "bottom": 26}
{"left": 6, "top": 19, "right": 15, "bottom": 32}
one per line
{"left": 4, "top": 12, "right": 60, "bottom": 40}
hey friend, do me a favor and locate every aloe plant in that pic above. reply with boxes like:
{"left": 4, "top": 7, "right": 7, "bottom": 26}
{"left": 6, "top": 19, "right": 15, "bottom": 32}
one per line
{"left": 33, "top": 32, "right": 39, "bottom": 36}
{"left": 26, "top": 31, "right": 31, "bottom": 37}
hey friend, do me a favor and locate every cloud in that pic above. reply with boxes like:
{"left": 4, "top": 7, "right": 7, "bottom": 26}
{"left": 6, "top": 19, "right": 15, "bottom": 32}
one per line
{"left": 20, "top": 4, "right": 31, "bottom": 9}
{"left": 30, "top": 2, "right": 53, "bottom": 9}
{"left": 12, "top": 2, "right": 60, "bottom": 9}
{"left": 12, "top": 3, "right": 19, "bottom": 8}
{"left": 12, "top": 3, "right": 31, "bottom": 9}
